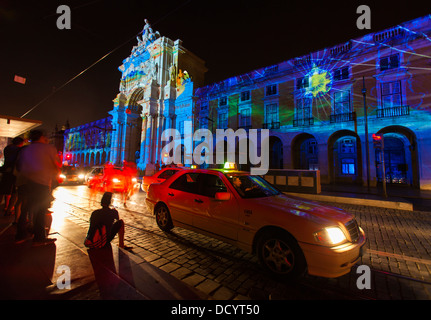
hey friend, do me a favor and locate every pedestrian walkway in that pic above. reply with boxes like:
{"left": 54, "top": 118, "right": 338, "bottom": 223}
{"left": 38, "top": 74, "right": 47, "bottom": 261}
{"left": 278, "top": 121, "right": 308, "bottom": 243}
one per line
{"left": 0, "top": 213, "right": 208, "bottom": 300}
{"left": 287, "top": 183, "right": 431, "bottom": 212}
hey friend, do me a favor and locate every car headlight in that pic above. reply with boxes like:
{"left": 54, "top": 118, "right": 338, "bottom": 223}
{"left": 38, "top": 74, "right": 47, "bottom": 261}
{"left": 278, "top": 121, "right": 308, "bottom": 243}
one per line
{"left": 112, "top": 178, "right": 120, "bottom": 183}
{"left": 59, "top": 174, "right": 66, "bottom": 179}
{"left": 314, "top": 227, "right": 347, "bottom": 246}
{"left": 78, "top": 174, "right": 85, "bottom": 179}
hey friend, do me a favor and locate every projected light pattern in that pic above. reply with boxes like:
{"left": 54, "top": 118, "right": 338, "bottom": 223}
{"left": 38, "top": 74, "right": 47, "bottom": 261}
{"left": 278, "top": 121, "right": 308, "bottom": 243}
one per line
{"left": 305, "top": 65, "right": 332, "bottom": 98}
{"left": 193, "top": 15, "right": 431, "bottom": 189}
{"left": 63, "top": 117, "right": 113, "bottom": 167}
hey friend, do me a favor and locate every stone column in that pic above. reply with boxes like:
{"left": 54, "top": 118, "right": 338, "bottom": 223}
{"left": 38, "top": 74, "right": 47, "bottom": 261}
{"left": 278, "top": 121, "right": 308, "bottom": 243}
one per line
{"left": 137, "top": 115, "right": 148, "bottom": 170}
{"left": 144, "top": 114, "right": 153, "bottom": 166}
{"left": 154, "top": 114, "right": 165, "bottom": 164}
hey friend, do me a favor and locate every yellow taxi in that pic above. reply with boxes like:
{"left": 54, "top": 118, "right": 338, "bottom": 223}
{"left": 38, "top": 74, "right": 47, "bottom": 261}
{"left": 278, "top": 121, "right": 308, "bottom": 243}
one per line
{"left": 145, "top": 168, "right": 366, "bottom": 279}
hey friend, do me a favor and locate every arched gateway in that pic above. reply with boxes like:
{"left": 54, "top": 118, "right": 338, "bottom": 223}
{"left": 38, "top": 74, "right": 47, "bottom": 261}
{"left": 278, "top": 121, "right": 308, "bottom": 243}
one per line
{"left": 109, "top": 19, "right": 207, "bottom": 174}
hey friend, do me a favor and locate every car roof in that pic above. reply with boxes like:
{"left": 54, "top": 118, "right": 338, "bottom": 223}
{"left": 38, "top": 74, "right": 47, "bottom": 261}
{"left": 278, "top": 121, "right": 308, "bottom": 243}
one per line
{"left": 177, "top": 168, "right": 248, "bottom": 175}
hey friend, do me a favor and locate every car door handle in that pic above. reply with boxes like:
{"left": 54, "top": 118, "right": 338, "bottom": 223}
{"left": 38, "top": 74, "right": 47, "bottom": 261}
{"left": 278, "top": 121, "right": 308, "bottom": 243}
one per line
{"left": 194, "top": 199, "right": 203, "bottom": 203}
{"left": 168, "top": 192, "right": 174, "bottom": 196}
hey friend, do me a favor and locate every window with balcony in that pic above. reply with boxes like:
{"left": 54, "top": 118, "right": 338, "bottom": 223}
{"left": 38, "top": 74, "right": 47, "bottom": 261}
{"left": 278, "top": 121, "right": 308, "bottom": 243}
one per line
{"left": 239, "top": 108, "right": 251, "bottom": 129}
{"left": 382, "top": 81, "right": 401, "bottom": 107}
{"left": 263, "top": 103, "right": 280, "bottom": 129}
{"left": 331, "top": 90, "right": 353, "bottom": 123}
{"left": 294, "top": 98, "right": 313, "bottom": 127}
{"left": 378, "top": 80, "right": 408, "bottom": 118}
{"left": 218, "top": 112, "right": 228, "bottom": 129}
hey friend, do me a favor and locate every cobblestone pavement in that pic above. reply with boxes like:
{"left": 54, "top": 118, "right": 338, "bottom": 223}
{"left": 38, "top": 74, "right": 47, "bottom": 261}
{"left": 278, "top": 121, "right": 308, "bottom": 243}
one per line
{"left": 54, "top": 186, "right": 431, "bottom": 300}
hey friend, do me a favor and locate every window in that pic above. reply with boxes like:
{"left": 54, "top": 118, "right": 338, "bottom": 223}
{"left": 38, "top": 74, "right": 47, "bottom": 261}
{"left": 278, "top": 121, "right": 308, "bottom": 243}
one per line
{"left": 199, "top": 174, "right": 227, "bottom": 198}
{"left": 340, "top": 138, "right": 355, "bottom": 154}
{"left": 239, "top": 108, "right": 251, "bottom": 128}
{"left": 266, "top": 84, "right": 277, "bottom": 96}
{"left": 158, "top": 169, "right": 179, "bottom": 179}
{"left": 225, "top": 173, "right": 280, "bottom": 199}
{"left": 199, "top": 117, "right": 208, "bottom": 129}
{"left": 179, "top": 120, "right": 185, "bottom": 137}
{"left": 308, "top": 140, "right": 318, "bottom": 155}
{"left": 265, "top": 103, "right": 279, "bottom": 124}
{"left": 218, "top": 112, "right": 228, "bottom": 129}
{"left": 294, "top": 98, "right": 312, "bottom": 125}
{"left": 341, "top": 158, "right": 356, "bottom": 175}
{"left": 169, "top": 172, "right": 199, "bottom": 194}
{"left": 333, "top": 67, "right": 349, "bottom": 81}
{"left": 296, "top": 77, "right": 309, "bottom": 90}
{"left": 219, "top": 97, "right": 227, "bottom": 106}
{"left": 381, "top": 81, "right": 401, "bottom": 108}
{"left": 240, "top": 91, "right": 250, "bottom": 102}
{"left": 333, "top": 90, "right": 351, "bottom": 114}
{"left": 380, "top": 54, "right": 400, "bottom": 71}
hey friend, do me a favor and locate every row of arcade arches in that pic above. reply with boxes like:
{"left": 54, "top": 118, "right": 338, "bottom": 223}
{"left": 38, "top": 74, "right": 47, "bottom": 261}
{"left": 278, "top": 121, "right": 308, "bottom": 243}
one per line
{"left": 188, "top": 125, "right": 418, "bottom": 187}
{"left": 66, "top": 151, "right": 111, "bottom": 167}
{"left": 276, "top": 125, "right": 418, "bottom": 187}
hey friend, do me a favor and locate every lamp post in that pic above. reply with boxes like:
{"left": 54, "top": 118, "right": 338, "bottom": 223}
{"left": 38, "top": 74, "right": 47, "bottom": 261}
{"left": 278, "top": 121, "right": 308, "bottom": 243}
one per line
{"left": 362, "top": 76, "right": 370, "bottom": 192}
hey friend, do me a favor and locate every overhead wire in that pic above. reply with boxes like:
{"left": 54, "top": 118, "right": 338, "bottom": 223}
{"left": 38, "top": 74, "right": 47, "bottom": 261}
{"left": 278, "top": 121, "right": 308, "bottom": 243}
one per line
{"left": 20, "top": 0, "right": 193, "bottom": 119}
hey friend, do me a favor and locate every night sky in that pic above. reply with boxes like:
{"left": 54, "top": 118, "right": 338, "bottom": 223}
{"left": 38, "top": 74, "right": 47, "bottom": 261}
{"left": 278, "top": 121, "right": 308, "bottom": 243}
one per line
{"left": 1, "top": 0, "right": 430, "bottom": 133}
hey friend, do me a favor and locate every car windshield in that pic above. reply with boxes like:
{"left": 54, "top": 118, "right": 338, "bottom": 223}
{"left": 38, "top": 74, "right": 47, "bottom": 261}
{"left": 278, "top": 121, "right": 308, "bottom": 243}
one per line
{"left": 225, "top": 173, "right": 281, "bottom": 199}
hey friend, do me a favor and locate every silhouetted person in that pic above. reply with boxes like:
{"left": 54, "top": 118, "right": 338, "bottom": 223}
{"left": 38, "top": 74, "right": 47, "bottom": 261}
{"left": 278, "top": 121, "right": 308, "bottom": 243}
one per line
{"left": 84, "top": 192, "right": 132, "bottom": 250}
{"left": 15, "top": 130, "right": 60, "bottom": 245}
{"left": 0, "top": 137, "right": 24, "bottom": 216}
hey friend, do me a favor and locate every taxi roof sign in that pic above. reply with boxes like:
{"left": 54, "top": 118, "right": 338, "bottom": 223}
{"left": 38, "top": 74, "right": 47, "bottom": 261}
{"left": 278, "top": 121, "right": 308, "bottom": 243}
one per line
{"left": 224, "top": 162, "right": 237, "bottom": 170}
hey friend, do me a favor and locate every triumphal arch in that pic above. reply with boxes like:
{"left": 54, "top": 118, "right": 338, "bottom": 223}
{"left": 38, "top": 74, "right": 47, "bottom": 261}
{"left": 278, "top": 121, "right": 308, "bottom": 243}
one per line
{"left": 109, "top": 19, "right": 206, "bottom": 174}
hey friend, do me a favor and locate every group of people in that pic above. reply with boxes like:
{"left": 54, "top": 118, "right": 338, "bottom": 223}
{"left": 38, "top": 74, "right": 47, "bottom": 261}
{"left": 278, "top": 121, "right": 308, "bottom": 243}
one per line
{"left": 0, "top": 130, "right": 60, "bottom": 245}
{"left": 0, "top": 129, "right": 130, "bottom": 250}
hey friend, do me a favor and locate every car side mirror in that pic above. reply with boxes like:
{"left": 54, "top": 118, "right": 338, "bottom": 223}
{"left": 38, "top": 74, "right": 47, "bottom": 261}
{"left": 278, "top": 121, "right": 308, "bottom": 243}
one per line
{"left": 215, "top": 192, "right": 231, "bottom": 201}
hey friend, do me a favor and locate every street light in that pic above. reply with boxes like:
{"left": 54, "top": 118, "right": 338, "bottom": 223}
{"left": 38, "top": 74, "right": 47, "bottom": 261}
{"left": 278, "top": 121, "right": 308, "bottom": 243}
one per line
{"left": 362, "top": 77, "right": 371, "bottom": 192}
{"left": 373, "top": 133, "right": 388, "bottom": 198}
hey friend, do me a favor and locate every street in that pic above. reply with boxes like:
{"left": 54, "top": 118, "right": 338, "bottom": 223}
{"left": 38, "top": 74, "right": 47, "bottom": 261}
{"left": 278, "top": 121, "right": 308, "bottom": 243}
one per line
{"left": 52, "top": 185, "right": 431, "bottom": 300}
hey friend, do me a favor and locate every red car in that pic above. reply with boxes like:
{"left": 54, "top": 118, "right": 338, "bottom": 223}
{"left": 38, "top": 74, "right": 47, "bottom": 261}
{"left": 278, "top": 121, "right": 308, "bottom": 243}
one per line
{"left": 141, "top": 166, "right": 185, "bottom": 192}
{"left": 146, "top": 169, "right": 365, "bottom": 280}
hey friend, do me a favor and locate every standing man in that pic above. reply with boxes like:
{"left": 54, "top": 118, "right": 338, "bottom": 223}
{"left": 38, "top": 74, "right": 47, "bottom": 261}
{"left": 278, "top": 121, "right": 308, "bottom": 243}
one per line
{"left": 0, "top": 136, "right": 24, "bottom": 215}
{"left": 16, "top": 130, "right": 60, "bottom": 245}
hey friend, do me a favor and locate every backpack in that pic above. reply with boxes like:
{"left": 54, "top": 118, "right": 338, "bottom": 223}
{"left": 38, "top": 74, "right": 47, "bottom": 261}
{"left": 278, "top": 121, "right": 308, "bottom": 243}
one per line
{"left": 84, "top": 225, "right": 107, "bottom": 249}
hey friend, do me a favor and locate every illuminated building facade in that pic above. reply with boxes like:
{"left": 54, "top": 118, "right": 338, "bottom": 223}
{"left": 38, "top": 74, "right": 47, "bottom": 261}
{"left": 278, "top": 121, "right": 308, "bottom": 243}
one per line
{"left": 194, "top": 15, "right": 431, "bottom": 190}
{"left": 65, "top": 15, "right": 431, "bottom": 190}
{"left": 63, "top": 116, "right": 113, "bottom": 167}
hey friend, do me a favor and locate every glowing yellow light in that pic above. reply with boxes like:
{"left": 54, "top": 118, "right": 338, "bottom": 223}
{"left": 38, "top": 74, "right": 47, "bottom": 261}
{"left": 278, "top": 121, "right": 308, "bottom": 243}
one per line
{"left": 309, "top": 69, "right": 331, "bottom": 97}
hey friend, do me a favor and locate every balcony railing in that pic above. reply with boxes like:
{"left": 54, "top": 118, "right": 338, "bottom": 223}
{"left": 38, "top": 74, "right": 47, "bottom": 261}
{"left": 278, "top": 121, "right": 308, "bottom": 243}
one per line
{"left": 330, "top": 112, "right": 356, "bottom": 123}
{"left": 262, "top": 122, "right": 280, "bottom": 129}
{"left": 293, "top": 117, "right": 314, "bottom": 127}
{"left": 376, "top": 105, "right": 409, "bottom": 118}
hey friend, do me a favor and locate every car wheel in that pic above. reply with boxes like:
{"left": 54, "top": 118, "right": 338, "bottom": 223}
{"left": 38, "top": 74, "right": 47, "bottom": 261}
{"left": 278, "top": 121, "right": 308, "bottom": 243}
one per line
{"left": 155, "top": 203, "right": 173, "bottom": 232}
{"left": 256, "top": 230, "right": 306, "bottom": 280}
